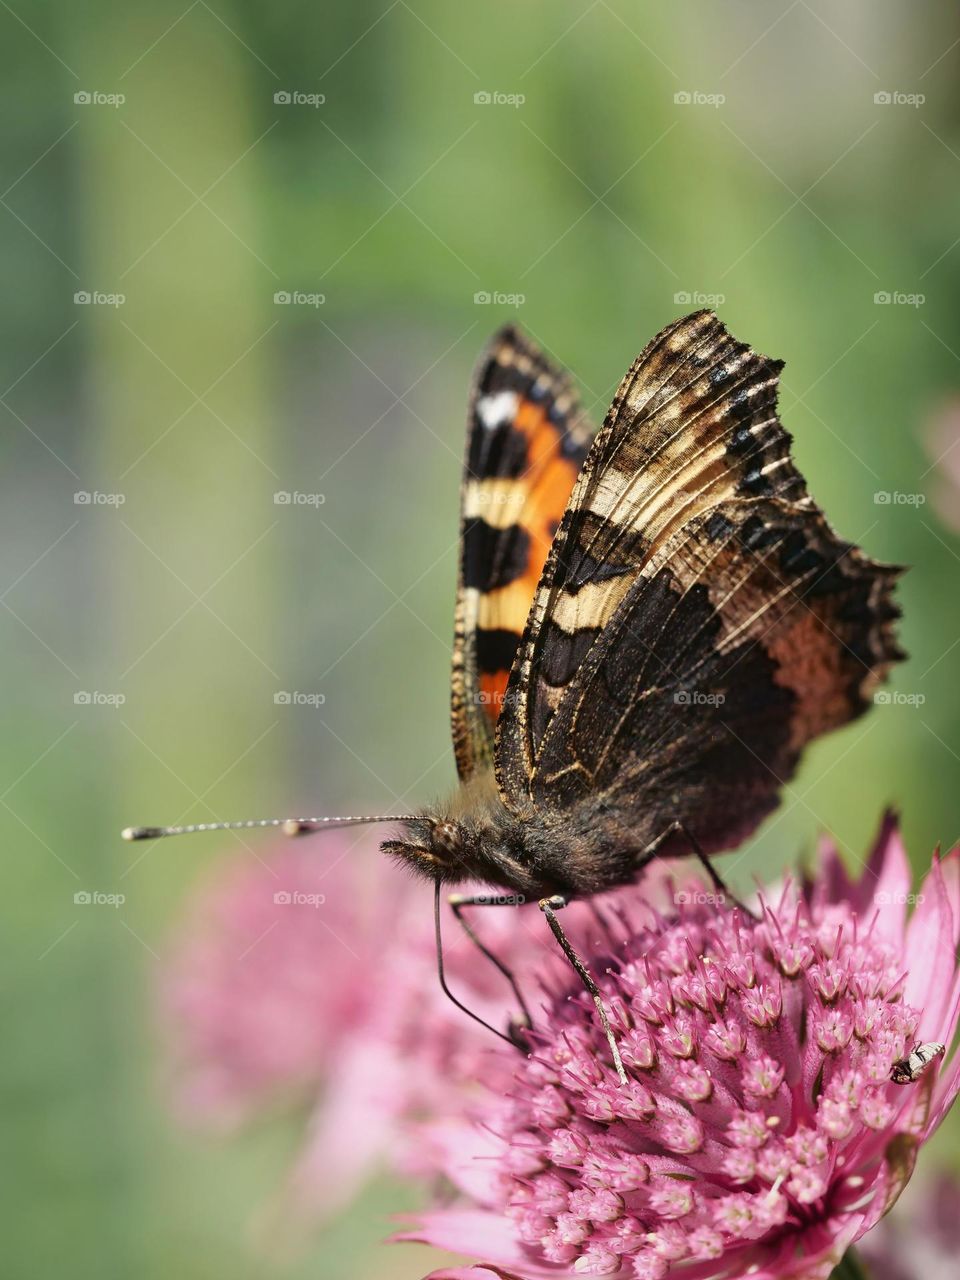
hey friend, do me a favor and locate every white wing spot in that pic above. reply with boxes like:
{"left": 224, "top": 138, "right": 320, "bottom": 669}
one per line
{"left": 477, "top": 390, "right": 520, "bottom": 431}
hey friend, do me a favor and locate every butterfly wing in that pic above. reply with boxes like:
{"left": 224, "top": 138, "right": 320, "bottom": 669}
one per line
{"left": 451, "top": 327, "right": 593, "bottom": 781}
{"left": 495, "top": 310, "right": 903, "bottom": 852}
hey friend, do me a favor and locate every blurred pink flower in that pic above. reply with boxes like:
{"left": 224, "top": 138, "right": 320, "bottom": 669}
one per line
{"left": 161, "top": 832, "right": 648, "bottom": 1216}
{"left": 159, "top": 840, "right": 385, "bottom": 1129}
{"left": 401, "top": 817, "right": 960, "bottom": 1280}
{"left": 859, "top": 1169, "right": 960, "bottom": 1280}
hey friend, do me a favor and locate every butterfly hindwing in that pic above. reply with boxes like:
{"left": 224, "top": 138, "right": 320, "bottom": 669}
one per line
{"left": 495, "top": 311, "right": 903, "bottom": 852}
{"left": 451, "top": 327, "right": 593, "bottom": 781}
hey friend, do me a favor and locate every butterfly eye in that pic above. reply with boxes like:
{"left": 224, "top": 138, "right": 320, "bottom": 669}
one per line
{"left": 432, "top": 820, "right": 463, "bottom": 856}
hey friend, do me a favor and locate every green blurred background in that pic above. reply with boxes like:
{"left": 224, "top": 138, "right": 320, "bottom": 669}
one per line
{"left": 4, "top": 2, "right": 960, "bottom": 1277}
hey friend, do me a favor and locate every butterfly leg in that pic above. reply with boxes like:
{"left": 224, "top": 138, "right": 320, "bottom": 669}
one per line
{"left": 449, "top": 893, "right": 533, "bottom": 1045}
{"left": 433, "top": 879, "right": 529, "bottom": 1053}
{"left": 538, "top": 894, "right": 628, "bottom": 1086}
{"left": 644, "top": 821, "right": 755, "bottom": 917}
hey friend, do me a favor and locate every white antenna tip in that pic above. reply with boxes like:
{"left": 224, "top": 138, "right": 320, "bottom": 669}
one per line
{"left": 283, "top": 819, "right": 311, "bottom": 837}
{"left": 122, "top": 826, "right": 160, "bottom": 841}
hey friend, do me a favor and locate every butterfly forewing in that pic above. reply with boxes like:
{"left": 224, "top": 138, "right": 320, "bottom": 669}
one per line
{"left": 495, "top": 311, "right": 903, "bottom": 852}
{"left": 451, "top": 327, "right": 593, "bottom": 781}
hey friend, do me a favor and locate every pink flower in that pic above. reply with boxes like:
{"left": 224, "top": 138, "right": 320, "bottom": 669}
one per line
{"left": 160, "top": 840, "right": 386, "bottom": 1127}
{"left": 160, "top": 834, "right": 630, "bottom": 1215}
{"left": 402, "top": 816, "right": 960, "bottom": 1280}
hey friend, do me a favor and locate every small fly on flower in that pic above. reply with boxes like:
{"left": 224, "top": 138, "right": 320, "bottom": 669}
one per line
{"left": 890, "top": 1040, "right": 946, "bottom": 1084}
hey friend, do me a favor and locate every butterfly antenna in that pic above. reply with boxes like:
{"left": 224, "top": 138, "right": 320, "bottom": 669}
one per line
{"left": 121, "top": 814, "right": 410, "bottom": 842}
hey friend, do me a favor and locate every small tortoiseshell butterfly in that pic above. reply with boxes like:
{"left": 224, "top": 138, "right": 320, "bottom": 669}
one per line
{"left": 127, "top": 311, "right": 904, "bottom": 1075}
{"left": 386, "top": 311, "right": 903, "bottom": 891}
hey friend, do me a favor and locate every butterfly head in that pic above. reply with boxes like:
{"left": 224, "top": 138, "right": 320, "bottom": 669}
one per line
{"left": 381, "top": 816, "right": 473, "bottom": 883}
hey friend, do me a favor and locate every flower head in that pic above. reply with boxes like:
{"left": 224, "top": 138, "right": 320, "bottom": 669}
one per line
{"left": 406, "top": 817, "right": 960, "bottom": 1280}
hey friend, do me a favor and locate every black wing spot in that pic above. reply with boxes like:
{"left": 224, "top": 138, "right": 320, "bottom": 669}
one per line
{"left": 462, "top": 519, "right": 531, "bottom": 590}
{"left": 739, "top": 515, "right": 785, "bottom": 552}
{"left": 741, "top": 465, "right": 772, "bottom": 496}
{"left": 705, "top": 511, "right": 735, "bottom": 542}
{"left": 475, "top": 627, "right": 522, "bottom": 674}
{"left": 467, "top": 422, "right": 529, "bottom": 480}
{"left": 537, "top": 621, "right": 598, "bottom": 688}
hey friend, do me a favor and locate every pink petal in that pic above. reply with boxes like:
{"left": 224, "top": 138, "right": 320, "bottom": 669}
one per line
{"left": 929, "top": 847, "right": 960, "bottom": 1045}
{"left": 422, "top": 1269, "right": 530, "bottom": 1280}
{"left": 926, "top": 1016, "right": 960, "bottom": 1134}
{"left": 397, "top": 1212, "right": 541, "bottom": 1272}
{"left": 905, "top": 854, "right": 960, "bottom": 1039}
{"left": 861, "top": 812, "right": 912, "bottom": 946}
{"left": 814, "top": 832, "right": 857, "bottom": 908}
{"left": 414, "top": 1119, "right": 507, "bottom": 1206}
{"left": 288, "top": 1036, "right": 402, "bottom": 1216}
